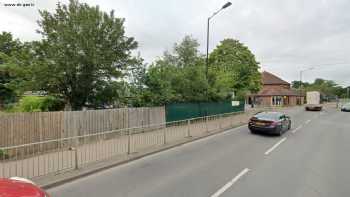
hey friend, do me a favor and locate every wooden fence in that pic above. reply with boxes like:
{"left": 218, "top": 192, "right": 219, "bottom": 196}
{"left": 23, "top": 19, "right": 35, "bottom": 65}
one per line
{"left": 0, "top": 107, "right": 165, "bottom": 147}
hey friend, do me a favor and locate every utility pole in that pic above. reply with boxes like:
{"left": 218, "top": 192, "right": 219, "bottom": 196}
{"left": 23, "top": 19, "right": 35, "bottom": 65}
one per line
{"left": 299, "top": 70, "right": 302, "bottom": 105}
{"left": 299, "top": 67, "right": 314, "bottom": 105}
{"left": 205, "top": 2, "right": 232, "bottom": 101}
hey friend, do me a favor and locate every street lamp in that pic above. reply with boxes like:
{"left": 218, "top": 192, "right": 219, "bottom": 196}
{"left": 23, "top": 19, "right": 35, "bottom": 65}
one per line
{"left": 206, "top": 2, "right": 232, "bottom": 91}
{"left": 299, "top": 67, "right": 314, "bottom": 105}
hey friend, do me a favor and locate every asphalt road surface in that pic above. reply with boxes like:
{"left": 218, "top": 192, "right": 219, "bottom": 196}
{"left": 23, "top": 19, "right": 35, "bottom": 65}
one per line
{"left": 48, "top": 105, "right": 350, "bottom": 197}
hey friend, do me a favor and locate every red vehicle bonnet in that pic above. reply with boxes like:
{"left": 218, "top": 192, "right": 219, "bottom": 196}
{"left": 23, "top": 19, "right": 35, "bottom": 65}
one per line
{"left": 0, "top": 178, "right": 46, "bottom": 197}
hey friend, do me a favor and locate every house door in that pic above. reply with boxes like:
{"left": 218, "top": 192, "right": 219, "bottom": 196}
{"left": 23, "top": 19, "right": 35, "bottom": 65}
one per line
{"left": 272, "top": 96, "right": 283, "bottom": 106}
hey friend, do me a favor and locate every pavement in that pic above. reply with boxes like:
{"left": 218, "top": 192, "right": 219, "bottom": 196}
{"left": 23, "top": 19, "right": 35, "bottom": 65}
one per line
{"left": 47, "top": 104, "right": 350, "bottom": 197}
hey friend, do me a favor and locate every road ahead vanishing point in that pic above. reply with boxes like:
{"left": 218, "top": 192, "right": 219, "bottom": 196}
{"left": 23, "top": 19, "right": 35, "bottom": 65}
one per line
{"left": 48, "top": 105, "right": 350, "bottom": 197}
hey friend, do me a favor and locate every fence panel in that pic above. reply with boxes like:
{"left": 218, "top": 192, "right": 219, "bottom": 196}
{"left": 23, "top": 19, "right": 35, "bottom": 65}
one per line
{"left": 0, "top": 107, "right": 165, "bottom": 148}
{"left": 166, "top": 101, "right": 245, "bottom": 122}
{"left": 0, "top": 111, "right": 250, "bottom": 179}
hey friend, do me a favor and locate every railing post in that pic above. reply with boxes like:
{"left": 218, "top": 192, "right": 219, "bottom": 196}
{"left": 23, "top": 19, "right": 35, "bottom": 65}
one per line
{"left": 187, "top": 119, "right": 191, "bottom": 137}
{"left": 219, "top": 114, "right": 223, "bottom": 130}
{"left": 69, "top": 147, "right": 79, "bottom": 170}
{"left": 231, "top": 113, "right": 234, "bottom": 127}
{"left": 74, "top": 147, "right": 78, "bottom": 170}
{"left": 127, "top": 129, "right": 131, "bottom": 154}
{"left": 206, "top": 116, "right": 209, "bottom": 133}
{"left": 163, "top": 125, "right": 167, "bottom": 144}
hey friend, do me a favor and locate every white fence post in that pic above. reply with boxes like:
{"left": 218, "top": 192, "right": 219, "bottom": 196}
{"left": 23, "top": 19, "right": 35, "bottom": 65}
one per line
{"left": 127, "top": 129, "right": 131, "bottom": 154}
{"left": 206, "top": 116, "right": 209, "bottom": 133}
{"left": 163, "top": 126, "right": 167, "bottom": 144}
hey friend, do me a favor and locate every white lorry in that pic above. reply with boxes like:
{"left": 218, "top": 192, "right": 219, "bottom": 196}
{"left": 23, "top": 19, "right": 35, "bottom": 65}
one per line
{"left": 305, "top": 91, "right": 323, "bottom": 111}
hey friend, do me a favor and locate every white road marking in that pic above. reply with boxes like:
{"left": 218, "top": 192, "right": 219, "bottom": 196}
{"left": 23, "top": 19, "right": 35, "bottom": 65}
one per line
{"left": 211, "top": 168, "right": 250, "bottom": 197}
{"left": 292, "top": 125, "right": 302, "bottom": 134}
{"left": 305, "top": 119, "right": 311, "bottom": 124}
{"left": 264, "top": 137, "right": 287, "bottom": 155}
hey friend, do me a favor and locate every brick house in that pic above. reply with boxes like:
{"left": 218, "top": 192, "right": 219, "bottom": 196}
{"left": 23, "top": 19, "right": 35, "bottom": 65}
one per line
{"left": 247, "top": 71, "right": 304, "bottom": 107}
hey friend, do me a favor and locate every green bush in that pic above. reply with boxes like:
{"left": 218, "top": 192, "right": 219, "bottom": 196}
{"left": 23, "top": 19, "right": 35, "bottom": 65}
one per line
{"left": 41, "top": 96, "right": 65, "bottom": 111}
{"left": 0, "top": 149, "right": 9, "bottom": 160}
{"left": 18, "top": 96, "right": 45, "bottom": 112}
{"left": 14, "top": 96, "right": 65, "bottom": 112}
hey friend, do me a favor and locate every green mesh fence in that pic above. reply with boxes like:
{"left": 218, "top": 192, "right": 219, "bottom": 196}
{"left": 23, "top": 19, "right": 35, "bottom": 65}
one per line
{"left": 165, "top": 101, "right": 245, "bottom": 122}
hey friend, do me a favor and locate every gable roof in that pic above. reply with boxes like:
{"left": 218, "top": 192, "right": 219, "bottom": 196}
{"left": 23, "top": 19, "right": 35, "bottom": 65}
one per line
{"left": 262, "top": 71, "right": 290, "bottom": 85}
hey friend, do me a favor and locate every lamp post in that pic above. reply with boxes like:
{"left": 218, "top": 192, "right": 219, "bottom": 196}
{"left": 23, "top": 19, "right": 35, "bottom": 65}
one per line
{"left": 206, "top": 2, "right": 232, "bottom": 98}
{"left": 299, "top": 67, "right": 314, "bottom": 105}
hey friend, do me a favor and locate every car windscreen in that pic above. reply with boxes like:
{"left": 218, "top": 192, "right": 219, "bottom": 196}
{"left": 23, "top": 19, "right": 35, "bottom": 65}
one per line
{"left": 254, "top": 113, "right": 281, "bottom": 121}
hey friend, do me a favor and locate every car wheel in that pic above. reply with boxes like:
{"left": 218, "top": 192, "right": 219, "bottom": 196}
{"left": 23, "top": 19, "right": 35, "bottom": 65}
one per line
{"left": 250, "top": 129, "right": 256, "bottom": 134}
{"left": 277, "top": 126, "right": 283, "bottom": 136}
{"left": 288, "top": 121, "right": 291, "bottom": 130}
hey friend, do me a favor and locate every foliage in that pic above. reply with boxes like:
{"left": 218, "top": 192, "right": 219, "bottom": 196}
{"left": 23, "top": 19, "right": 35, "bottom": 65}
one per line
{"left": 144, "top": 36, "right": 207, "bottom": 106}
{"left": 0, "top": 32, "right": 33, "bottom": 107}
{"left": 33, "top": 0, "right": 139, "bottom": 110}
{"left": 11, "top": 96, "right": 65, "bottom": 112}
{"left": 86, "top": 80, "right": 129, "bottom": 108}
{"left": 0, "top": 1, "right": 265, "bottom": 109}
{"left": 208, "top": 39, "right": 261, "bottom": 100}
{"left": 291, "top": 78, "right": 348, "bottom": 98}
{"left": 0, "top": 62, "right": 17, "bottom": 105}
{"left": 41, "top": 96, "right": 66, "bottom": 111}
{"left": 0, "top": 32, "right": 21, "bottom": 58}
{"left": 0, "top": 149, "right": 9, "bottom": 160}
{"left": 291, "top": 81, "right": 310, "bottom": 89}
{"left": 17, "top": 96, "right": 46, "bottom": 112}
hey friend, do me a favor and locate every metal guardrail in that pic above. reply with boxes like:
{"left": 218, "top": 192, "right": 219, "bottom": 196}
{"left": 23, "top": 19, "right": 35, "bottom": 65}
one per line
{"left": 0, "top": 111, "right": 247, "bottom": 179}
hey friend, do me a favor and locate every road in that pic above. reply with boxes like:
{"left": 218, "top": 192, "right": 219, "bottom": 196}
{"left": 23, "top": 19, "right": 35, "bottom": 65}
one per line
{"left": 48, "top": 105, "right": 350, "bottom": 197}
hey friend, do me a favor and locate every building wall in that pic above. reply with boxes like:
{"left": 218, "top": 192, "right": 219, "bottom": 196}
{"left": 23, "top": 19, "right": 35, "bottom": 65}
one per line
{"left": 254, "top": 96, "right": 303, "bottom": 107}
{"left": 289, "top": 96, "right": 297, "bottom": 106}
{"left": 255, "top": 96, "right": 272, "bottom": 106}
{"left": 248, "top": 83, "right": 305, "bottom": 107}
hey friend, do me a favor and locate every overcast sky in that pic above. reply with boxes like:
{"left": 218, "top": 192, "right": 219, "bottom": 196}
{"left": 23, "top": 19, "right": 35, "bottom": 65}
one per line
{"left": 1, "top": 0, "right": 350, "bottom": 86}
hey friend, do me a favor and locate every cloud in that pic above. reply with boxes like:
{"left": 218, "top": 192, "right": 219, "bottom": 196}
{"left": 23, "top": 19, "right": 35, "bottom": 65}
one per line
{"left": 1, "top": 0, "right": 349, "bottom": 86}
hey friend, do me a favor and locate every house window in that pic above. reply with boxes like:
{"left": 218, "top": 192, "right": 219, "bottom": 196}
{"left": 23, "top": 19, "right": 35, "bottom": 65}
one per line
{"left": 272, "top": 96, "right": 283, "bottom": 106}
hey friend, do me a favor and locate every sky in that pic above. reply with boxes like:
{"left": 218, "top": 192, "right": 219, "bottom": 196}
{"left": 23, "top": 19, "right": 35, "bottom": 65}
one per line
{"left": 1, "top": 0, "right": 350, "bottom": 86}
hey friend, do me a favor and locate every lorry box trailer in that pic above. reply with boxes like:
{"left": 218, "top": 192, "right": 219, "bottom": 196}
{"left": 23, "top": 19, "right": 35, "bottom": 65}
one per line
{"left": 305, "top": 91, "right": 323, "bottom": 111}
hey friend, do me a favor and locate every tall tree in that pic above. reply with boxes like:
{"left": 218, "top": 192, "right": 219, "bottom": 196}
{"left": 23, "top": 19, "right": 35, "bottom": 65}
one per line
{"left": 209, "top": 39, "right": 261, "bottom": 100}
{"left": 292, "top": 78, "right": 348, "bottom": 98}
{"left": 0, "top": 32, "right": 21, "bottom": 58}
{"left": 0, "top": 32, "right": 32, "bottom": 108}
{"left": 34, "top": 0, "right": 139, "bottom": 110}
{"left": 144, "top": 36, "right": 207, "bottom": 105}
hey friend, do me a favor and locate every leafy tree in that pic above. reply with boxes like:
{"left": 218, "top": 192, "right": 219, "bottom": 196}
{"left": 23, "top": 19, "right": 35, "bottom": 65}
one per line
{"left": 291, "top": 81, "right": 310, "bottom": 89}
{"left": 209, "top": 39, "right": 261, "bottom": 100}
{"left": 0, "top": 32, "right": 33, "bottom": 108}
{"left": 144, "top": 36, "right": 207, "bottom": 105}
{"left": 34, "top": 0, "right": 139, "bottom": 110}
{"left": 0, "top": 32, "right": 21, "bottom": 58}
{"left": 0, "top": 65, "right": 16, "bottom": 108}
{"left": 293, "top": 78, "right": 348, "bottom": 99}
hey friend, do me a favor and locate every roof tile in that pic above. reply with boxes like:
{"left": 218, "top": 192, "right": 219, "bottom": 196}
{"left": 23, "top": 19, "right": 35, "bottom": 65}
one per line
{"left": 262, "top": 71, "right": 290, "bottom": 85}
